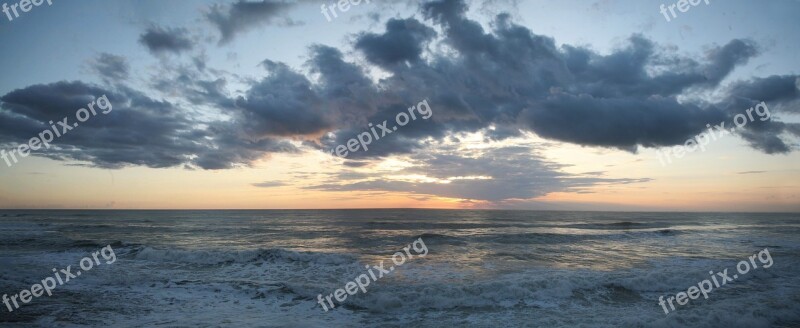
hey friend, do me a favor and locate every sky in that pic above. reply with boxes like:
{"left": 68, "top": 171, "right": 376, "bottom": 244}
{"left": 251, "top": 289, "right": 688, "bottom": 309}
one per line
{"left": 0, "top": 0, "right": 798, "bottom": 211}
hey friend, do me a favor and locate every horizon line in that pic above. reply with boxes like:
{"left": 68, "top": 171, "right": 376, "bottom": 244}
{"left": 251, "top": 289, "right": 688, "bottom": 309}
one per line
{"left": 1, "top": 208, "right": 798, "bottom": 214}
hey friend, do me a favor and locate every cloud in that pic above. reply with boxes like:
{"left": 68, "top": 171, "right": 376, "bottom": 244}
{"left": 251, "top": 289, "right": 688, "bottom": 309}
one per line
{"left": 343, "top": 161, "right": 371, "bottom": 168}
{"left": 523, "top": 94, "right": 726, "bottom": 150}
{"left": 205, "top": 0, "right": 306, "bottom": 44}
{"left": 560, "top": 36, "right": 757, "bottom": 97}
{"left": 0, "top": 81, "right": 294, "bottom": 169}
{"left": 299, "top": 0, "right": 785, "bottom": 157}
{"left": 716, "top": 76, "right": 800, "bottom": 153}
{"left": 726, "top": 75, "right": 800, "bottom": 109}
{"left": 232, "top": 60, "right": 333, "bottom": 137}
{"left": 307, "top": 143, "right": 650, "bottom": 202}
{"left": 0, "top": 81, "right": 199, "bottom": 168}
{"left": 139, "top": 26, "right": 195, "bottom": 55}
{"left": 90, "top": 53, "right": 130, "bottom": 81}
{"left": 252, "top": 181, "right": 287, "bottom": 187}
{"left": 355, "top": 18, "right": 437, "bottom": 68}
{"left": 2, "top": 0, "right": 798, "bottom": 174}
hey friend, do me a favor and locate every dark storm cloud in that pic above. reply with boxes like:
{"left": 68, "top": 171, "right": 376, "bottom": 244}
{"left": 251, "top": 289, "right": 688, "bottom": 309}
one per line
{"left": 738, "top": 123, "right": 792, "bottom": 154}
{"left": 232, "top": 60, "right": 332, "bottom": 137}
{"left": 561, "top": 37, "right": 758, "bottom": 97}
{"left": 319, "top": 0, "right": 793, "bottom": 155}
{"left": 726, "top": 75, "right": 800, "bottom": 108}
{"left": 714, "top": 76, "right": 800, "bottom": 153}
{"left": 302, "top": 1, "right": 770, "bottom": 158}
{"left": 187, "top": 0, "right": 799, "bottom": 161}
{"left": 0, "top": 81, "right": 199, "bottom": 168}
{"left": 355, "top": 18, "right": 437, "bottom": 68}
{"left": 206, "top": 0, "right": 307, "bottom": 44}
{"left": 189, "top": 120, "right": 298, "bottom": 170}
{"left": 524, "top": 94, "right": 727, "bottom": 150}
{"left": 90, "top": 53, "right": 130, "bottom": 81}
{"left": 139, "top": 26, "right": 195, "bottom": 54}
{"left": 703, "top": 39, "right": 760, "bottom": 84}
{"left": 0, "top": 81, "right": 293, "bottom": 169}
{"left": 2, "top": 0, "right": 798, "bottom": 180}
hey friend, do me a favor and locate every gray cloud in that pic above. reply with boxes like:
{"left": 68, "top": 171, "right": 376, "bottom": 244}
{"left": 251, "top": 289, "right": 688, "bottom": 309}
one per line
{"left": 307, "top": 144, "right": 650, "bottom": 201}
{"left": 90, "top": 53, "right": 130, "bottom": 81}
{"left": 0, "top": 81, "right": 294, "bottom": 169}
{"left": 355, "top": 18, "right": 437, "bottom": 68}
{"left": 524, "top": 94, "right": 726, "bottom": 150}
{"left": 2, "top": 0, "right": 797, "bottom": 177}
{"left": 206, "top": 0, "right": 307, "bottom": 44}
{"left": 252, "top": 181, "right": 287, "bottom": 187}
{"left": 176, "top": 0, "right": 796, "bottom": 162}
{"left": 727, "top": 75, "right": 800, "bottom": 109}
{"left": 139, "top": 26, "right": 195, "bottom": 55}
{"left": 232, "top": 60, "right": 333, "bottom": 137}
{"left": 0, "top": 82, "right": 200, "bottom": 168}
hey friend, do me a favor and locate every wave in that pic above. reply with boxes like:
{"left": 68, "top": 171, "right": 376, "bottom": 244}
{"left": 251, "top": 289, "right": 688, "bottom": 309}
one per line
{"left": 334, "top": 270, "right": 648, "bottom": 312}
{"left": 412, "top": 233, "right": 467, "bottom": 246}
{"left": 0, "top": 213, "right": 29, "bottom": 217}
{"left": 68, "top": 240, "right": 128, "bottom": 249}
{"left": 563, "top": 221, "right": 673, "bottom": 230}
{"left": 129, "top": 246, "right": 358, "bottom": 266}
{"left": 477, "top": 228, "right": 684, "bottom": 245}
{"left": 334, "top": 258, "right": 782, "bottom": 315}
{"left": 0, "top": 233, "right": 129, "bottom": 249}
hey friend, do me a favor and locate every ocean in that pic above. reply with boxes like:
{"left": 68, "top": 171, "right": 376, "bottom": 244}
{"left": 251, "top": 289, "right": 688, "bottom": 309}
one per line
{"left": 1, "top": 210, "right": 798, "bottom": 327}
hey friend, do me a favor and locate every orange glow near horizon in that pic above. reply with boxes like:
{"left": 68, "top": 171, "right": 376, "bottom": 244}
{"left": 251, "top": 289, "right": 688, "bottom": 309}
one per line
{"left": 1, "top": 132, "right": 798, "bottom": 212}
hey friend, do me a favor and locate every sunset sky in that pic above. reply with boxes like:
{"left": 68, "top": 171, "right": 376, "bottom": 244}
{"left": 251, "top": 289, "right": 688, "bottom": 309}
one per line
{"left": 0, "top": 0, "right": 798, "bottom": 211}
